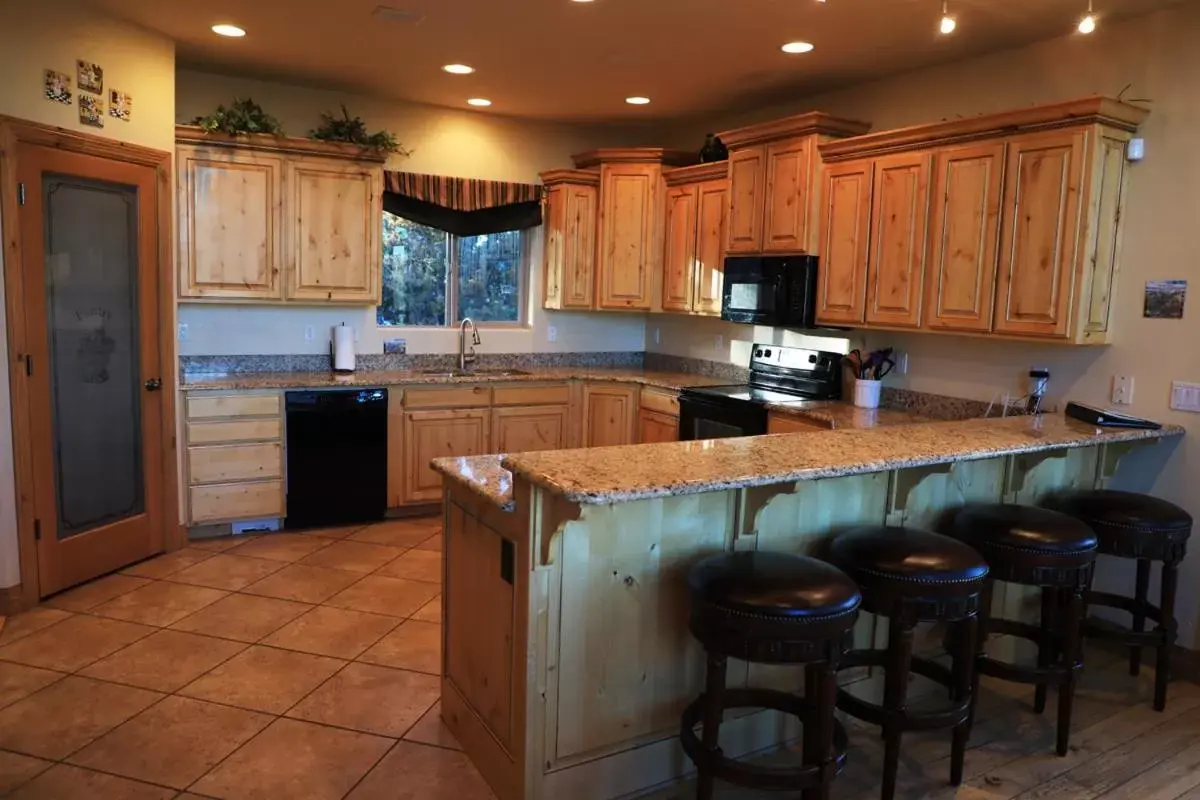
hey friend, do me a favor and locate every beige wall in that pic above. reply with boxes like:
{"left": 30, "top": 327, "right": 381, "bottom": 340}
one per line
{"left": 0, "top": 2, "right": 176, "bottom": 589}
{"left": 653, "top": 4, "right": 1200, "bottom": 644}
{"left": 175, "top": 70, "right": 657, "bottom": 358}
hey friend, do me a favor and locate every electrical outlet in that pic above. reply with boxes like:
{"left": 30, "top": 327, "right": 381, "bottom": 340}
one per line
{"left": 895, "top": 351, "right": 909, "bottom": 375}
{"left": 1111, "top": 375, "right": 1135, "bottom": 405}
{"left": 304, "top": 325, "right": 316, "bottom": 342}
{"left": 653, "top": 327, "right": 661, "bottom": 345}
{"left": 177, "top": 323, "right": 188, "bottom": 342}
{"left": 1170, "top": 381, "right": 1200, "bottom": 413}
{"left": 547, "top": 325, "right": 558, "bottom": 343}
{"left": 714, "top": 334, "right": 724, "bottom": 352}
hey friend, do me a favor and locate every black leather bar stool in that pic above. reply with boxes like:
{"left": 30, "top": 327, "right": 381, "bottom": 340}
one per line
{"left": 681, "top": 551, "right": 861, "bottom": 800}
{"left": 826, "top": 526, "right": 989, "bottom": 800}
{"left": 950, "top": 504, "right": 1097, "bottom": 756}
{"left": 1042, "top": 490, "right": 1193, "bottom": 711}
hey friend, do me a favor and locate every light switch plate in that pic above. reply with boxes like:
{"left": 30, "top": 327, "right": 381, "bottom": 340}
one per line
{"left": 177, "top": 323, "right": 188, "bottom": 342}
{"left": 304, "top": 325, "right": 316, "bottom": 342}
{"left": 1111, "top": 375, "right": 1134, "bottom": 405}
{"left": 547, "top": 325, "right": 558, "bottom": 343}
{"left": 1170, "top": 381, "right": 1200, "bottom": 413}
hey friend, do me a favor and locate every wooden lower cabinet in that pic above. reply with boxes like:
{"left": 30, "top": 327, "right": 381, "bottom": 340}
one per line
{"left": 492, "top": 405, "right": 569, "bottom": 454}
{"left": 582, "top": 384, "right": 638, "bottom": 447}
{"left": 638, "top": 409, "right": 679, "bottom": 444}
{"left": 403, "top": 409, "right": 490, "bottom": 504}
{"left": 767, "top": 413, "right": 829, "bottom": 434}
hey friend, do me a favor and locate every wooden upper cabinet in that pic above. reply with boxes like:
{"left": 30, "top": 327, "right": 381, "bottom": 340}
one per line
{"left": 596, "top": 163, "right": 662, "bottom": 310}
{"left": 726, "top": 147, "right": 766, "bottom": 253}
{"left": 177, "top": 145, "right": 283, "bottom": 300}
{"left": 762, "top": 137, "right": 813, "bottom": 253}
{"left": 541, "top": 172, "right": 598, "bottom": 310}
{"left": 994, "top": 130, "right": 1087, "bottom": 338}
{"left": 693, "top": 179, "right": 729, "bottom": 316}
{"left": 581, "top": 383, "right": 637, "bottom": 448}
{"left": 865, "top": 152, "right": 932, "bottom": 328}
{"left": 924, "top": 142, "right": 1006, "bottom": 333}
{"left": 816, "top": 161, "right": 873, "bottom": 325}
{"left": 403, "top": 409, "right": 489, "bottom": 503}
{"left": 286, "top": 158, "right": 382, "bottom": 303}
{"left": 662, "top": 184, "right": 699, "bottom": 312}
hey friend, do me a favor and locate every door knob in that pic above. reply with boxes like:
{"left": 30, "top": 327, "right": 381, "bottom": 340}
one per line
{"left": 144, "top": 378, "right": 162, "bottom": 391}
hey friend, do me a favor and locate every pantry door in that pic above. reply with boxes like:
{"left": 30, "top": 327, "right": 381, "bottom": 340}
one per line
{"left": 16, "top": 141, "right": 167, "bottom": 596}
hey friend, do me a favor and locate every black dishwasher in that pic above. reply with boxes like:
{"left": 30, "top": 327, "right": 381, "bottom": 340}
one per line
{"left": 285, "top": 388, "right": 388, "bottom": 529}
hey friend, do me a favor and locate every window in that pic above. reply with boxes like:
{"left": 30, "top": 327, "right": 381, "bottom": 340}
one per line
{"left": 378, "top": 212, "right": 528, "bottom": 327}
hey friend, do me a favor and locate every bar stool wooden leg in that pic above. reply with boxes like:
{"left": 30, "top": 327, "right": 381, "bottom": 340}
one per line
{"left": 1131, "top": 558, "right": 1152, "bottom": 677}
{"left": 969, "top": 580, "right": 993, "bottom": 729}
{"left": 1034, "top": 587, "right": 1058, "bottom": 714}
{"left": 1057, "top": 587, "right": 1085, "bottom": 757}
{"left": 950, "top": 614, "right": 978, "bottom": 786}
{"left": 696, "top": 651, "right": 728, "bottom": 800}
{"left": 1155, "top": 559, "right": 1180, "bottom": 712}
{"left": 881, "top": 615, "right": 914, "bottom": 800}
{"left": 802, "top": 660, "right": 837, "bottom": 800}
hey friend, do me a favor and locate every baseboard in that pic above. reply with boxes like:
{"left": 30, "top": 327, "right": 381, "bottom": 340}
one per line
{"left": 0, "top": 584, "right": 26, "bottom": 616}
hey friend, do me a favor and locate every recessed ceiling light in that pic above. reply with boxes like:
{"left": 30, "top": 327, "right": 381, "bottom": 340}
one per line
{"left": 467, "top": 98, "right": 492, "bottom": 107}
{"left": 443, "top": 64, "right": 475, "bottom": 75}
{"left": 625, "top": 96, "right": 651, "bottom": 105}
{"left": 211, "top": 24, "right": 246, "bottom": 37}
{"left": 570, "top": 0, "right": 596, "bottom": 3}
{"left": 781, "top": 41, "right": 815, "bottom": 54}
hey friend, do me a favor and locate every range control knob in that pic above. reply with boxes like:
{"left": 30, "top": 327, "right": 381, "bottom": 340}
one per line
{"left": 764, "top": 349, "right": 773, "bottom": 358}
{"left": 754, "top": 348, "right": 763, "bottom": 358}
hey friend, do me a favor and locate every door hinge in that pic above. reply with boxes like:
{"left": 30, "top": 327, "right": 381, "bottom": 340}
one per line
{"left": 17, "top": 183, "right": 26, "bottom": 206}
{"left": 33, "top": 519, "right": 41, "bottom": 541}
{"left": 24, "top": 355, "right": 32, "bottom": 376}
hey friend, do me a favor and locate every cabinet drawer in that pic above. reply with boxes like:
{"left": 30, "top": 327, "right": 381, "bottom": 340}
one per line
{"left": 187, "top": 418, "right": 282, "bottom": 445}
{"left": 768, "top": 413, "right": 830, "bottom": 434}
{"left": 640, "top": 388, "right": 680, "bottom": 416}
{"left": 190, "top": 480, "right": 284, "bottom": 524}
{"left": 404, "top": 385, "right": 491, "bottom": 409}
{"left": 188, "top": 443, "right": 283, "bottom": 484}
{"left": 492, "top": 384, "right": 570, "bottom": 407}
{"left": 187, "top": 393, "right": 281, "bottom": 420}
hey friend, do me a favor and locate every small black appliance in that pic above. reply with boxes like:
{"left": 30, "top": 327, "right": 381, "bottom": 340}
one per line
{"left": 721, "top": 255, "right": 819, "bottom": 328}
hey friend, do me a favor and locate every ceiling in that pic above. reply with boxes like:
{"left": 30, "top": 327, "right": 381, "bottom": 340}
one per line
{"left": 94, "top": 0, "right": 1176, "bottom": 122}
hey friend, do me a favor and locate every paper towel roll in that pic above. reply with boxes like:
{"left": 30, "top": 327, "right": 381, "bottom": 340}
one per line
{"left": 332, "top": 324, "right": 356, "bottom": 372}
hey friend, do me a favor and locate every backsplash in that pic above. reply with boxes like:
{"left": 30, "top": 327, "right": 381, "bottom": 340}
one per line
{"left": 180, "top": 351, "right": 645, "bottom": 376}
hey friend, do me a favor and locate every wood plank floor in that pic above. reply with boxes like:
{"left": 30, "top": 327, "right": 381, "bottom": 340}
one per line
{"left": 643, "top": 644, "right": 1200, "bottom": 800}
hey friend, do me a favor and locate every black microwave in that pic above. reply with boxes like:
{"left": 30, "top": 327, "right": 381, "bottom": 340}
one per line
{"left": 720, "top": 255, "right": 819, "bottom": 327}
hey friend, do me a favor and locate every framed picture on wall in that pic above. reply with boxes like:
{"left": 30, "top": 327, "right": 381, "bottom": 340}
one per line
{"left": 77, "top": 60, "right": 103, "bottom": 94}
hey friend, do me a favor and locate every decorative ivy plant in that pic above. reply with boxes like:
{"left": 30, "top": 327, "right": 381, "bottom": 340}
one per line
{"left": 192, "top": 98, "right": 283, "bottom": 136}
{"left": 310, "top": 104, "right": 409, "bottom": 155}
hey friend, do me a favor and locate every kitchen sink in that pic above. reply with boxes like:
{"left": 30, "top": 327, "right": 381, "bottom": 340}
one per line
{"left": 467, "top": 368, "right": 531, "bottom": 377}
{"left": 416, "top": 368, "right": 531, "bottom": 378}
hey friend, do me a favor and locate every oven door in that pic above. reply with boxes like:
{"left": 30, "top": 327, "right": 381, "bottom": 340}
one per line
{"left": 678, "top": 394, "right": 768, "bottom": 441}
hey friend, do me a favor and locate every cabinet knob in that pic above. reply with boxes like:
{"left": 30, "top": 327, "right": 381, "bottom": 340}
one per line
{"left": 144, "top": 378, "right": 163, "bottom": 391}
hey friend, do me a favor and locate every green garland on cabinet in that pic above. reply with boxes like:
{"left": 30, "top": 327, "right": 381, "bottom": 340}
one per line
{"left": 192, "top": 97, "right": 284, "bottom": 136}
{"left": 309, "top": 104, "right": 409, "bottom": 155}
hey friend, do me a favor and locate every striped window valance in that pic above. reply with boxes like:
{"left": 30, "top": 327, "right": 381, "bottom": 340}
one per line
{"left": 383, "top": 171, "right": 542, "bottom": 236}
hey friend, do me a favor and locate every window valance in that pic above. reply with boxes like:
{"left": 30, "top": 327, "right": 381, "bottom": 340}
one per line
{"left": 383, "top": 171, "right": 542, "bottom": 237}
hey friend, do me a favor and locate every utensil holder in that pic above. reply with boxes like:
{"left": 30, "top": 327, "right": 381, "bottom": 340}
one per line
{"left": 854, "top": 379, "right": 882, "bottom": 409}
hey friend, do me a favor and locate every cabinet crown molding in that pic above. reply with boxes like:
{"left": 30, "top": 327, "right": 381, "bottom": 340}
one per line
{"left": 663, "top": 161, "right": 729, "bottom": 185}
{"left": 174, "top": 125, "right": 390, "bottom": 163}
{"left": 819, "top": 96, "right": 1149, "bottom": 162}
{"left": 718, "top": 111, "right": 872, "bottom": 149}
{"left": 571, "top": 148, "right": 697, "bottom": 169}
{"left": 539, "top": 168, "right": 601, "bottom": 186}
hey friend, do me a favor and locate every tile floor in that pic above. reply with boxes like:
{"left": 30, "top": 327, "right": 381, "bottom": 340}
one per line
{"left": 0, "top": 517, "right": 495, "bottom": 800}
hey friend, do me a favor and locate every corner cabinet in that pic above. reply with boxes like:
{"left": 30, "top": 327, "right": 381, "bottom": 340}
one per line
{"left": 176, "top": 126, "right": 386, "bottom": 305}
{"left": 661, "top": 163, "right": 729, "bottom": 316}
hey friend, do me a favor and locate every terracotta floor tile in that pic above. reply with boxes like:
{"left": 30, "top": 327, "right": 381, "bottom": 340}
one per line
{"left": 42, "top": 574, "right": 153, "bottom": 612}
{"left": 0, "top": 676, "right": 162, "bottom": 759}
{"left": 226, "top": 533, "right": 332, "bottom": 563}
{"left": 358, "top": 620, "right": 442, "bottom": 675}
{"left": 298, "top": 524, "right": 367, "bottom": 540}
{"left": 0, "top": 607, "right": 73, "bottom": 646}
{"left": 120, "top": 548, "right": 215, "bottom": 579}
{"left": 299, "top": 540, "right": 404, "bottom": 573}
{"left": 415, "top": 533, "right": 444, "bottom": 552}
{"left": 179, "top": 644, "right": 345, "bottom": 714}
{"left": 411, "top": 595, "right": 442, "bottom": 623}
{"left": 0, "top": 661, "right": 65, "bottom": 709}
{"left": 79, "top": 630, "right": 246, "bottom": 692}
{"left": 347, "top": 741, "right": 494, "bottom": 800}
{"left": 240, "top": 563, "right": 362, "bottom": 604}
{"left": 262, "top": 606, "right": 400, "bottom": 659}
{"left": 375, "top": 549, "right": 442, "bottom": 584}
{"left": 68, "top": 695, "right": 272, "bottom": 790}
{"left": 0, "top": 750, "right": 52, "bottom": 795}
{"left": 350, "top": 519, "right": 439, "bottom": 548}
{"left": 0, "top": 614, "right": 155, "bottom": 672}
{"left": 188, "top": 536, "right": 245, "bottom": 553}
{"left": 191, "top": 717, "right": 393, "bottom": 800}
{"left": 171, "top": 593, "right": 314, "bottom": 643}
{"left": 91, "top": 581, "right": 229, "bottom": 627}
{"left": 401, "top": 701, "right": 462, "bottom": 751}
{"left": 324, "top": 575, "right": 439, "bottom": 618}
{"left": 287, "top": 662, "right": 439, "bottom": 737}
{"left": 7, "top": 763, "right": 175, "bottom": 800}
{"left": 165, "top": 553, "right": 285, "bottom": 591}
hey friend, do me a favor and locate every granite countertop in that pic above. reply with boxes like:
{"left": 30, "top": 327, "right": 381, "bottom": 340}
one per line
{"left": 180, "top": 368, "right": 730, "bottom": 392}
{"left": 431, "top": 454, "right": 514, "bottom": 511}
{"left": 765, "top": 399, "right": 932, "bottom": 429}
{"left": 496, "top": 415, "right": 1184, "bottom": 506}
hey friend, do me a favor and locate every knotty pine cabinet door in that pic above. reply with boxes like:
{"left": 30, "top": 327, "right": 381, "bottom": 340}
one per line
{"left": 491, "top": 405, "right": 569, "bottom": 454}
{"left": 582, "top": 384, "right": 638, "bottom": 448}
{"left": 693, "top": 179, "right": 729, "bottom": 316}
{"left": 726, "top": 147, "right": 766, "bottom": 253}
{"left": 596, "top": 163, "right": 661, "bottom": 310}
{"left": 177, "top": 146, "right": 284, "bottom": 300}
{"left": 542, "top": 181, "right": 597, "bottom": 310}
{"left": 661, "top": 184, "right": 699, "bottom": 313}
{"left": 924, "top": 142, "right": 1006, "bottom": 333}
{"left": 285, "top": 158, "right": 382, "bottom": 303}
{"left": 403, "top": 409, "right": 489, "bottom": 503}
{"left": 994, "top": 130, "right": 1086, "bottom": 338}
{"left": 864, "top": 152, "right": 931, "bottom": 328}
{"left": 816, "top": 161, "right": 873, "bottom": 325}
{"left": 762, "top": 137, "right": 813, "bottom": 253}
{"left": 638, "top": 409, "right": 679, "bottom": 444}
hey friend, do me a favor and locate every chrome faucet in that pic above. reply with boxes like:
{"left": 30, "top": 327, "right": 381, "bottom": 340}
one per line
{"left": 458, "top": 318, "right": 481, "bottom": 371}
